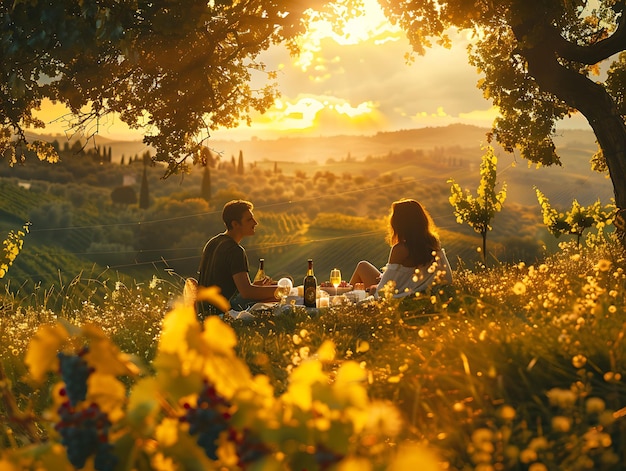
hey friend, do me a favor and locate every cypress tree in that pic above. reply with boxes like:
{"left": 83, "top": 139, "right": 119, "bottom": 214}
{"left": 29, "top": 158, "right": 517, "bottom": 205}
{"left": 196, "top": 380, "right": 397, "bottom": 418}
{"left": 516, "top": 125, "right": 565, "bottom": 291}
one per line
{"left": 139, "top": 163, "right": 150, "bottom": 209}
{"left": 201, "top": 165, "right": 211, "bottom": 202}
{"left": 237, "top": 150, "right": 244, "bottom": 175}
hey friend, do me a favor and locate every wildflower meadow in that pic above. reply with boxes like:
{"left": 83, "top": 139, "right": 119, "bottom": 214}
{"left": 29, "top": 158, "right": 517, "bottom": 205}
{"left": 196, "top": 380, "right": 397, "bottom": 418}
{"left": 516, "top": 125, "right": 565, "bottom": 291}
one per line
{"left": 0, "top": 232, "right": 625, "bottom": 470}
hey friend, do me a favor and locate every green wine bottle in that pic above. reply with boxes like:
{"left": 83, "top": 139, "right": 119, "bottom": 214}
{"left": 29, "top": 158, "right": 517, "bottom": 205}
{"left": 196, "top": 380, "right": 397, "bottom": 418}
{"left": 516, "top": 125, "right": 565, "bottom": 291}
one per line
{"left": 303, "top": 258, "right": 317, "bottom": 308}
{"left": 253, "top": 258, "right": 266, "bottom": 283}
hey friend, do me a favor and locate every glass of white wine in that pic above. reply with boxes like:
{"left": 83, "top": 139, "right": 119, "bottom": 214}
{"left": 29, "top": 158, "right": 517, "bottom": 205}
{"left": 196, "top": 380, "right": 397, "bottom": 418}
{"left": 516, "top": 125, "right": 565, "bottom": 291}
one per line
{"left": 275, "top": 277, "right": 293, "bottom": 305}
{"left": 330, "top": 268, "right": 342, "bottom": 296}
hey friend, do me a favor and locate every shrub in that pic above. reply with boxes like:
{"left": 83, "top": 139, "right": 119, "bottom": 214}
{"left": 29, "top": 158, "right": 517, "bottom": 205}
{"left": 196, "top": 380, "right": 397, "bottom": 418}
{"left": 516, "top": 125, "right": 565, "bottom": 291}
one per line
{"left": 110, "top": 186, "right": 137, "bottom": 205}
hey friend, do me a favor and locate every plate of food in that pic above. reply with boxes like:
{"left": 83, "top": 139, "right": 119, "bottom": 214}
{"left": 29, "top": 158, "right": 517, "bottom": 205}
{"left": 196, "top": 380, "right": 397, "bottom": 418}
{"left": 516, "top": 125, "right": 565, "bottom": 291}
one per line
{"left": 319, "top": 281, "right": 353, "bottom": 295}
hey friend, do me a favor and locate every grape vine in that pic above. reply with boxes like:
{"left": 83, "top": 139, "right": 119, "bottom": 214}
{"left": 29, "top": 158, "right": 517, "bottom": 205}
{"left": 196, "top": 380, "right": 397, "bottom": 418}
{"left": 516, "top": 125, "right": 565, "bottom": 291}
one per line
{"left": 55, "top": 348, "right": 117, "bottom": 470}
{"left": 535, "top": 187, "right": 616, "bottom": 246}
{"left": 448, "top": 145, "right": 507, "bottom": 263}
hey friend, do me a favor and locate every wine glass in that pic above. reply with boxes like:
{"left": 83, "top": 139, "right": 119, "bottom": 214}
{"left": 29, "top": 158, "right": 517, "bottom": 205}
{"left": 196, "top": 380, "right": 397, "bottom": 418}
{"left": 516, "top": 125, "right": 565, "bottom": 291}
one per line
{"left": 275, "top": 277, "right": 293, "bottom": 305}
{"left": 330, "top": 268, "right": 342, "bottom": 296}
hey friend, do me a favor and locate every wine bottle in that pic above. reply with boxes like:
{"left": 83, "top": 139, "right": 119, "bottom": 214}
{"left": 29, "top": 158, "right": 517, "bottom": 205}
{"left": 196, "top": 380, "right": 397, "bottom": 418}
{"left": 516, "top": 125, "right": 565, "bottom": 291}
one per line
{"left": 253, "top": 258, "right": 266, "bottom": 283}
{"left": 303, "top": 259, "right": 317, "bottom": 307}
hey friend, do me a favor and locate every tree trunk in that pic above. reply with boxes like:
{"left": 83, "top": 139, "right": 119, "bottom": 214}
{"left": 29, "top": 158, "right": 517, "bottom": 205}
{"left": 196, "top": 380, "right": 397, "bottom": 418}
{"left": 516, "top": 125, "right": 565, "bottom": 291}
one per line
{"left": 481, "top": 231, "right": 487, "bottom": 264}
{"left": 515, "top": 24, "right": 626, "bottom": 241}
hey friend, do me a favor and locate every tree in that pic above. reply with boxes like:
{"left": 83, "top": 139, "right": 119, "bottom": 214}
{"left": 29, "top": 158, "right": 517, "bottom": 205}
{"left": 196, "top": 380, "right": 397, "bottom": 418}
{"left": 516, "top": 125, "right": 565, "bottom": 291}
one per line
{"left": 448, "top": 146, "right": 507, "bottom": 264}
{"left": 535, "top": 188, "right": 615, "bottom": 246}
{"left": 201, "top": 165, "right": 212, "bottom": 202}
{"left": 139, "top": 165, "right": 150, "bottom": 209}
{"left": 237, "top": 150, "right": 244, "bottom": 175}
{"left": 111, "top": 186, "right": 137, "bottom": 206}
{"left": 198, "top": 146, "right": 218, "bottom": 168}
{"left": 0, "top": 0, "right": 358, "bottom": 176}
{"left": 29, "top": 202, "right": 73, "bottom": 242}
{"left": 379, "top": 1, "right": 626, "bottom": 237}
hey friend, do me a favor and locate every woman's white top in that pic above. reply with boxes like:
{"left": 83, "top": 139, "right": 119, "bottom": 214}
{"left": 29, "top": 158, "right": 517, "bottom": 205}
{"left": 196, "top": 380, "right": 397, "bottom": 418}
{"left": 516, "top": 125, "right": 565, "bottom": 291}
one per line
{"left": 375, "top": 248, "right": 453, "bottom": 299}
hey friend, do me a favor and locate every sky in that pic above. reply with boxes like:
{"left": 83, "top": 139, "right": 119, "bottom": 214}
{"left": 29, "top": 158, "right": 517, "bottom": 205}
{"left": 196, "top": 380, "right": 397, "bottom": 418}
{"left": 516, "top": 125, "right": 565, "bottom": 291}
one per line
{"left": 36, "top": 0, "right": 590, "bottom": 142}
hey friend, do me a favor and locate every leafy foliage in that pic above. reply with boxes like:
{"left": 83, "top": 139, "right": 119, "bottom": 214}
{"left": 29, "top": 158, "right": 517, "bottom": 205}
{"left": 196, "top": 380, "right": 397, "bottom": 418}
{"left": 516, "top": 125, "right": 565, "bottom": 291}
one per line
{"left": 1, "top": 237, "right": 626, "bottom": 469}
{"left": 606, "top": 51, "right": 626, "bottom": 116}
{"left": 379, "top": 0, "right": 626, "bottom": 223}
{"left": 0, "top": 222, "right": 29, "bottom": 278}
{"left": 3, "top": 296, "right": 434, "bottom": 470}
{"left": 110, "top": 186, "right": 137, "bottom": 206}
{"left": 535, "top": 187, "right": 616, "bottom": 245}
{"left": 0, "top": 0, "right": 362, "bottom": 175}
{"left": 448, "top": 145, "right": 507, "bottom": 262}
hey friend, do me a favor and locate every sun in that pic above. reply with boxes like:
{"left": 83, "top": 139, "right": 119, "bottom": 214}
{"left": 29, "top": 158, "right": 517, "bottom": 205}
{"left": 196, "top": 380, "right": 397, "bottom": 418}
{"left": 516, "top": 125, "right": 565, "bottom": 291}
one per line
{"left": 295, "top": 0, "right": 401, "bottom": 71}
{"left": 241, "top": 0, "right": 399, "bottom": 138}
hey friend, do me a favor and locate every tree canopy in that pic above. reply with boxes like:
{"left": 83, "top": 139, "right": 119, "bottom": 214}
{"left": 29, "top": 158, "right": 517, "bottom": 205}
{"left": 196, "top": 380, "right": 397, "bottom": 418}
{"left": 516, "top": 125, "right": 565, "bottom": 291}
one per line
{"left": 379, "top": 0, "right": 626, "bottom": 230}
{"left": 0, "top": 0, "right": 359, "bottom": 175}
{"left": 2, "top": 0, "right": 626, "bottom": 230}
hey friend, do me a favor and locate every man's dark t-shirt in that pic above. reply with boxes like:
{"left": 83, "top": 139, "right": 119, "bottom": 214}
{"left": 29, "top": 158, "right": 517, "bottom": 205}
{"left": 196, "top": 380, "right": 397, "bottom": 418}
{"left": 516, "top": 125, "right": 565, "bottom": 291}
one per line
{"left": 197, "top": 234, "right": 248, "bottom": 315}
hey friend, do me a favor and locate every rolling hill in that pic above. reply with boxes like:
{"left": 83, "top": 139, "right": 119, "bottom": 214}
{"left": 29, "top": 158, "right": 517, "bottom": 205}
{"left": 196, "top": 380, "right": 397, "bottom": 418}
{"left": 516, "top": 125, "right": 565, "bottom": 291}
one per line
{"left": 22, "top": 123, "right": 615, "bottom": 209}
{"left": 4, "top": 124, "right": 613, "bottom": 292}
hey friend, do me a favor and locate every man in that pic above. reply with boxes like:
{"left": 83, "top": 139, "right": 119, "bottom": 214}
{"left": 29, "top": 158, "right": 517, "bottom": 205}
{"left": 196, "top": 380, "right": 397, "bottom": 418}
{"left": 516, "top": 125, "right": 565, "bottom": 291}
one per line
{"left": 196, "top": 200, "right": 278, "bottom": 318}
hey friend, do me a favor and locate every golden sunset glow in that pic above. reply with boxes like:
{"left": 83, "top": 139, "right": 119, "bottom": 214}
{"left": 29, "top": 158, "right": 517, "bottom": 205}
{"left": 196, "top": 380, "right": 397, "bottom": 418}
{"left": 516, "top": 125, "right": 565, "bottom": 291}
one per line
{"left": 32, "top": 1, "right": 586, "bottom": 143}
{"left": 215, "top": 1, "right": 522, "bottom": 140}
{"left": 294, "top": 0, "right": 401, "bottom": 71}
{"left": 35, "top": 98, "right": 147, "bottom": 141}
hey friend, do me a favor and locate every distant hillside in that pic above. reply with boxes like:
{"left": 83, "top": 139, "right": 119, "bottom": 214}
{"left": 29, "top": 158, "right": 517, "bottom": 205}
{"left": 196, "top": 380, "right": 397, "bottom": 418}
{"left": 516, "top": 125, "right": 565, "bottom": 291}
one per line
{"left": 24, "top": 123, "right": 612, "bottom": 208}
{"left": 22, "top": 124, "right": 609, "bottom": 209}
{"left": 203, "top": 124, "right": 492, "bottom": 163}
{"left": 203, "top": 124, "right": 600, "bottom": 167}
{"left": 2, "top": 124, "right": 613, "bottom": 289}
{"left": 26, "top": 123, "right": 598, "bottom": 165}
{"left": 23, "top": 131, "right": 155, "bottom": 165}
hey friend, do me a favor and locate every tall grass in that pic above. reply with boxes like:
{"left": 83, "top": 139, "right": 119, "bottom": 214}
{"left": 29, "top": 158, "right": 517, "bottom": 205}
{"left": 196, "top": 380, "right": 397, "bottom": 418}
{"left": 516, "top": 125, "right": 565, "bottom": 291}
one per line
{"left": 0, "top": 266, "right": 173, "bottom": 398}
{"left": 227, "top": 237, "right": 626, "bottom": 469}
{"left": 1, "top": 237, "right": 625, "bottom": 469}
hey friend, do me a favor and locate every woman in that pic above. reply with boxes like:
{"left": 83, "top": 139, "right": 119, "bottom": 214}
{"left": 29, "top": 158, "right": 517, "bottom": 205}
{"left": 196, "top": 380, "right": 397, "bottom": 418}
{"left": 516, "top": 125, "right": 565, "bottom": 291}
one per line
{"left": 349, "top": 198, "right": 452, "bottom": 298}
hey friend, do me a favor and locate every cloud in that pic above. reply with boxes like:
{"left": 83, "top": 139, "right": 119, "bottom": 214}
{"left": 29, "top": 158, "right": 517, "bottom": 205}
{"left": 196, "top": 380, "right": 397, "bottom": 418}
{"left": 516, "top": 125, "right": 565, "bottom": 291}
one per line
{"left": 33, "top": 1, "right": 592, "bottom": 143}
{"left": 34, "top": 1, "right": 504, "bottom": 142}
{"left": 217, "top": 26, "right": 493, "bottom": 140}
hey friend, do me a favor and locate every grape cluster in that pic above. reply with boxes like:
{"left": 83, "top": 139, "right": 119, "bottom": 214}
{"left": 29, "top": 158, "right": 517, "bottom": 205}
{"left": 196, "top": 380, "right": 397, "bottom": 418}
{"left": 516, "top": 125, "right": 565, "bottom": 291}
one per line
{"left": 228, "top": 428, "right": 270, "bottom": 468}
{"left": 314, "top": 444, "right": 344, "bottom": 469}
{"left": 181, "top": 381, "right": 232, "bottom": 460}
{"left": 55, "top": 402, "right": 117, "bottom": 471}
{"left": 58, "top": 348, "right": 93, "bottom": 406}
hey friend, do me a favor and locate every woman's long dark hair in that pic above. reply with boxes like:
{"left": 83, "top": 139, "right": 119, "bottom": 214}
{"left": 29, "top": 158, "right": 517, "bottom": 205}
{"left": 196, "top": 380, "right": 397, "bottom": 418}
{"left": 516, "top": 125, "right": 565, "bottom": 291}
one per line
{"left": 386, "top": 199, "right": 441, "bottom": 266}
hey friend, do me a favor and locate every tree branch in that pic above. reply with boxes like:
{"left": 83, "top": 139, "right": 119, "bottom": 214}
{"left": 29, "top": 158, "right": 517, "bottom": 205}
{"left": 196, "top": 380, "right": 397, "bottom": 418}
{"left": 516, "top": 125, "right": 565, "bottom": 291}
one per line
{"left": 551, "top": 10, "right": 626, "bottom": 64}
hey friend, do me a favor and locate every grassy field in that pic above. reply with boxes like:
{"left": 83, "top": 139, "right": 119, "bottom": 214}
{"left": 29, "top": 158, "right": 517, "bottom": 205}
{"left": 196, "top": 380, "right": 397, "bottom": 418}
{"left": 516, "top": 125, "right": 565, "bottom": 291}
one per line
{"left": 2, "top": 123, "right": 614, "bottom": 296}
{"left": 0, "top": 126, "right": 621, "bottom": 469}
{"left": 0, "top": 232, "right": 624, "bottom": 470}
